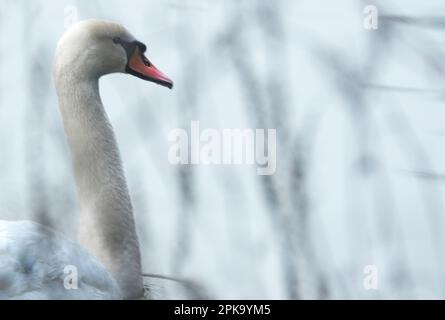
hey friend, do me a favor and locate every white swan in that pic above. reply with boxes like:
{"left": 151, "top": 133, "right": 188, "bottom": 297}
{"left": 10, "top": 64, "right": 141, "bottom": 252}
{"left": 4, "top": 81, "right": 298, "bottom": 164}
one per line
{"left": 0, "top": 20, "right": 173, "bottom": 299}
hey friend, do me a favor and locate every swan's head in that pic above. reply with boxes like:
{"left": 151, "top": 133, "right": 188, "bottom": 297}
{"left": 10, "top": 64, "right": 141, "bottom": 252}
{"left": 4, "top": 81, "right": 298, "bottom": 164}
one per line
{"left": 54, "top": 20, "right": 173, "bottom": 89}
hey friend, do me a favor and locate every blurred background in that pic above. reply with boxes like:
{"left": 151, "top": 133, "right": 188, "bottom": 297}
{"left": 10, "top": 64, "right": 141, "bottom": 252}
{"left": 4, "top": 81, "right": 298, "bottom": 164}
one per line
{"left": 1, "top": 0, "right": 445, "bottom": 299}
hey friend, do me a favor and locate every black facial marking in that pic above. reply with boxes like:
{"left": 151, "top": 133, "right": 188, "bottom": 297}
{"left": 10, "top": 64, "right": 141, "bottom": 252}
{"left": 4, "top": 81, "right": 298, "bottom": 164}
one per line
{"left": 113, "top": 38, "right": 147, "bottom": 60}
{"left": 135, "top": 41, "right": 147, "bottom": 53}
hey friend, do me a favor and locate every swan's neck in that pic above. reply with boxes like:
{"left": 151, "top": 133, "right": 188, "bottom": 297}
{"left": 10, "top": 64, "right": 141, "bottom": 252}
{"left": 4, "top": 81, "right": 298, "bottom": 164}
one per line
{"left": 55, "top": 74, "right": 143, "bottom": 299}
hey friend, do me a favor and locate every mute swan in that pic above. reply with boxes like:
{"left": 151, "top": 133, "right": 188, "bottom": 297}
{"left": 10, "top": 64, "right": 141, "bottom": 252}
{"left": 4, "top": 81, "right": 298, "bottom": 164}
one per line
{"left": 0, "top": 20, "right": 173, "bottom": 299}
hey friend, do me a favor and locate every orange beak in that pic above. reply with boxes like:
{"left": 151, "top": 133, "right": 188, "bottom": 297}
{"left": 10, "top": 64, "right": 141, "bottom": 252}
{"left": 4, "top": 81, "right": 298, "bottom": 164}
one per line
{"left": 126, "top": 46, "right": 173, "bottom": 89}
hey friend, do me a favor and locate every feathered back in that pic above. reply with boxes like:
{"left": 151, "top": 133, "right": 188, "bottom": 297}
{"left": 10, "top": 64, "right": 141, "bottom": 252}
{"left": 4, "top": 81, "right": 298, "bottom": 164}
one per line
{"left": 0, "top": 220, "right": 122, "bottom": 299}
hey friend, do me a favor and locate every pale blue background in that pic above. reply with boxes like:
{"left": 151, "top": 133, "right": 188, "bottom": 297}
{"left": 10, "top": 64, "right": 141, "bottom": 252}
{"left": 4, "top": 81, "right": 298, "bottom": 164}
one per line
{"left": 0, "top": 0, "right": 444, "bottom": 298}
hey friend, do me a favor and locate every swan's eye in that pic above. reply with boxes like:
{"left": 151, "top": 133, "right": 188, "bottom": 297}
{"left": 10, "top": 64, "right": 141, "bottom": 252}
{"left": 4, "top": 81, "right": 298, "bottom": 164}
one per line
{"left": 141, "top": 54, "right": 152, "bottom": 67}
{"left": 112, "top": 37, "right": 121, "bottom": 44}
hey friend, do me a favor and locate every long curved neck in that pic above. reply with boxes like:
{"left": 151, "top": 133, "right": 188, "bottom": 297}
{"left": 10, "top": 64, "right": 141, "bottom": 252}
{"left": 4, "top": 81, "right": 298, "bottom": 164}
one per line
{"left": 55, "top": 73, "right": 143, "bottom": 299}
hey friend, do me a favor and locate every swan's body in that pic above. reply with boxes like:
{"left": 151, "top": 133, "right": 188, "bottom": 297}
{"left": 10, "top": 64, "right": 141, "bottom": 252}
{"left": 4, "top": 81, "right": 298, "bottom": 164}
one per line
{"left": 0, "top": 20, "right": 173, "bottom": 299}
{"left": 0, "top": 221, "right": 122, "bottom": 299}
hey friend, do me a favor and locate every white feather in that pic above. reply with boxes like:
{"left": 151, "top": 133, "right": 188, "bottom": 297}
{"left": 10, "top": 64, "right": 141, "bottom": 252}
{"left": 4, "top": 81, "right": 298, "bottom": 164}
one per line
{"left": 0, "top": 220, "right": 122, "bottom": 299}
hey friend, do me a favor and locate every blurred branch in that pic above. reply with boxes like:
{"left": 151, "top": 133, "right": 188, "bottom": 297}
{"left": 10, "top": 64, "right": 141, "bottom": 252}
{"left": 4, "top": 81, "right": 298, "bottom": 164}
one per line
{"left": 143, "top": 273, "right": 211, "bottom": 299}
{"left": 363, "top": 83, "right": 445, "bottom": 97}
{"left": 23, "top": 3, "right": 52, "bottom": 228}
{"left": 398, "top": 169, "right": 445, "bottom": 182}
{"left": 381, "top": 15, "right": 445, "bottom": 30}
